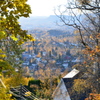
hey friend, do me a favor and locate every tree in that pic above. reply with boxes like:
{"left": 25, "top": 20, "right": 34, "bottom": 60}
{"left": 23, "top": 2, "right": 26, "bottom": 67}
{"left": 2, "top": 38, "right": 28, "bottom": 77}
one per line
{"left": 0, "top": 0, "right": 35, "bottom": 98}
{"left": 55, "top": 0, "right": 100, "bottom": 95}
{"left": 0, "top": 0, "right": 35, "bottom": 71}
{"left": 0, "top": 88, "right": 14, "bottom": 100}
{"left": 0, "top": 0, "right": 35, "bottom": 41}
{"left": 34, "top": 67, "right": 60, "bottom": 99}
{"left": 4, "top": 72, "right": 31, "bottom": 87}
{"left": 85, "top": 93, "right": 100, "bottom": 100}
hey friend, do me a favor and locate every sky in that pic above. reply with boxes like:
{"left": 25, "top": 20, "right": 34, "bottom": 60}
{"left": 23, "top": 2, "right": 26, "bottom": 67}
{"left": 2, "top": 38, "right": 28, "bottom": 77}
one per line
{"left": 27, "top": 0, "right": 67, "bottom": 16}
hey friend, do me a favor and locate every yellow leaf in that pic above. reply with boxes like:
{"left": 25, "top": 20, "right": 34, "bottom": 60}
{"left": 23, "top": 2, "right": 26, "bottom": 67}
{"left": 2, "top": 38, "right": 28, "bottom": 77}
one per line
{"left": 0, "top": 31, "right": 6, "bottom": 40}
{"left": 10, "top": 35, "right": 18, "bottom": 41}
{"left": 0, "top": 49, "right": 6, "bottom": 58}
{"left": 17, "top": 40, "right": 24, "bottom": 45}
{"left": 30, "top": 38, "right": 36, "bottom": 41}
{"left": 0, "top": 74, "right": 2, "bottom": 77}
{"left": 25, "top": 91, "right": 31, "bottom": 96}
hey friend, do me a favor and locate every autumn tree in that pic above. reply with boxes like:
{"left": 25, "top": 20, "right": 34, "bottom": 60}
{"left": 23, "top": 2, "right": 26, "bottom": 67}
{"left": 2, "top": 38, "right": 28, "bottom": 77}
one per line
{"left": 34, "top": 67, "right": 61, "bottom": 99}
{"left": 55, "top": 0, "right": 100, "bottom": 95}
{"left": 0, "top": 0, "right": 35, "bottom": 72}
{"left": 0, "top": 88, "right": 14, "bottom": 100}
{"left": 85, "top": 93, "right": 100, "bottom": 100}
{"left": 0, "top": 0, "right": 35, "bottom": 98}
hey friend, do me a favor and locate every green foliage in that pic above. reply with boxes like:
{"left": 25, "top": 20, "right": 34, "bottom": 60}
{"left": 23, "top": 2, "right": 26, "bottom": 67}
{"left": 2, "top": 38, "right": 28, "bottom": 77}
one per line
{"left": 0, "top": 1, "right": 35, "bottom": 99}
{"left": 0, "top": 0, "right": 35, "bottom": 75}
{"left": 28, "top": 80, "right": 41, "bottom": 87}
{"left": 0, "top": 87, "right": 15, "bottom": 100}
{"left": 0, "top": 60, "right": 15, "bottom": 76}
{"left": 0, "top": 0, "right": 36, "bottom": 43}
{"left": 5, "top": 72, "right": 30, "bottom": 87}
{"left": 28, "top": 78, "right": 58, "bottom": 99}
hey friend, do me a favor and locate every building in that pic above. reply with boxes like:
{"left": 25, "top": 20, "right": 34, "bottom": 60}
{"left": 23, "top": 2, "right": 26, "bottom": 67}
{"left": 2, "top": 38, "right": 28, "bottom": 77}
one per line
{"left": 52, "top": 69, "right": 85, "bottom": 100}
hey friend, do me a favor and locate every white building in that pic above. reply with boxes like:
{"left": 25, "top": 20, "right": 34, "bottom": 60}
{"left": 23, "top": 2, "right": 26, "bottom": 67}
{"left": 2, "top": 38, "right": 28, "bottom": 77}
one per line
{"left": 52, "top": 69, "right": 80, "bottom": 100}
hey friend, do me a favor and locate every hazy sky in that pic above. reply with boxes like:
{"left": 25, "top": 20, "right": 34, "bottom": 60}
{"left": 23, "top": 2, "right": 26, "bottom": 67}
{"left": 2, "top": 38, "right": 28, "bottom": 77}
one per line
{"left": 27, "top": 0, "right": 67, "bottom": 16}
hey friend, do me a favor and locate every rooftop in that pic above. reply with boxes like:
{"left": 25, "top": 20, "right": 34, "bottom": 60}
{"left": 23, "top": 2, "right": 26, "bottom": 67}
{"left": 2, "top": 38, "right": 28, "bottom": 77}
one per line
{"left": 63, "top": 69, "right": 79, "bottom": 78}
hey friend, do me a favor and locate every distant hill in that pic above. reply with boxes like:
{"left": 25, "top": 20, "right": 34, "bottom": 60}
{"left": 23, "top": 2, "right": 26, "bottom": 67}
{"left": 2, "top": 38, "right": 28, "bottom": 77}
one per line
{"left": 19, "top": 14, "right": 87, "bottom": 32}
{"left": 47, "top": 29, "right": 72, "bottom": 36}
{"left": 19, "top": 15, "right": 74, "bottom": 31}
